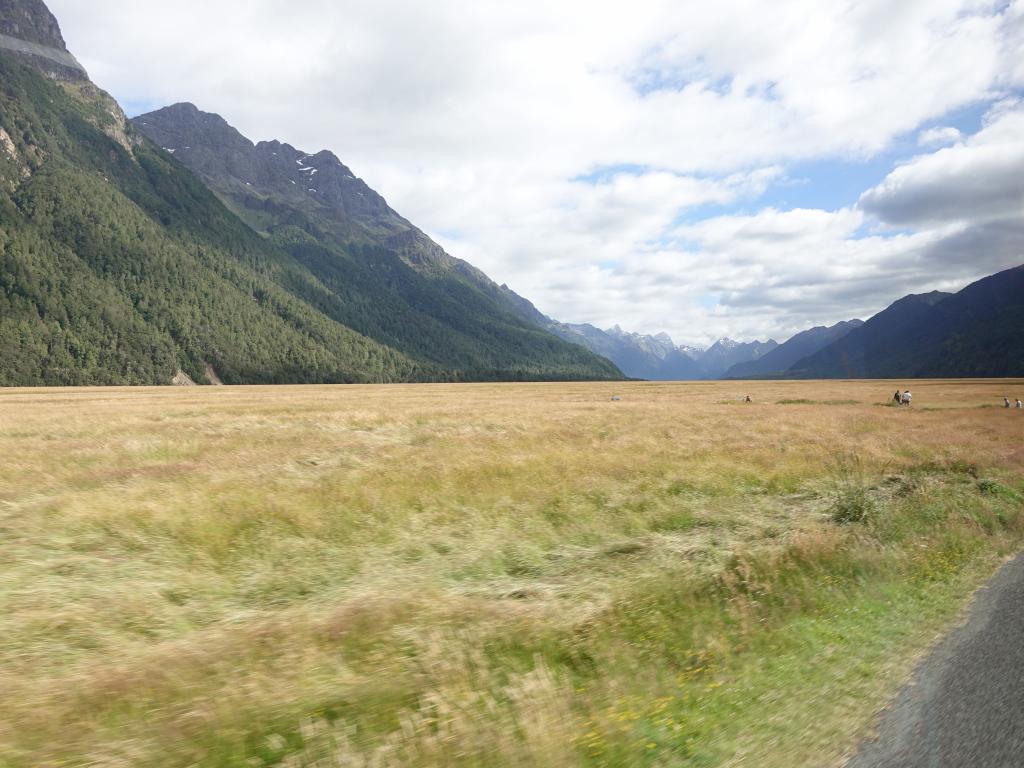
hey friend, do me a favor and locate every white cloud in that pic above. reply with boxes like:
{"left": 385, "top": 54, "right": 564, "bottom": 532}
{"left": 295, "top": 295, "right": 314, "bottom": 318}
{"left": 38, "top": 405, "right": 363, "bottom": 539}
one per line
{"left": 861, "top": 102, "right": 1024, "bottom": 227}
{"left": 47, "top": 0, "right": 1024, "bottom": 345}
{"left": 917, "top": 127, "right": 963, "bottom": 147}
{"left": 1001, "top": 0, "right": 1024, "bottom": 87}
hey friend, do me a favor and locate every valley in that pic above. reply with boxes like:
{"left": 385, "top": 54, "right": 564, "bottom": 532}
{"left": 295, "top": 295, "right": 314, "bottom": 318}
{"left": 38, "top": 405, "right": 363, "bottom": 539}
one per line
{"left": 2, "top": 2, "right": 1023, "bottom": 766}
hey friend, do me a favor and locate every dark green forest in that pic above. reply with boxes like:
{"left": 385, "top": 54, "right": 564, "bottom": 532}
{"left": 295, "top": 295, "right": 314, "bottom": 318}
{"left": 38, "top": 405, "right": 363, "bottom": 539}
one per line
{"left": 786, "top": 267, "right": 1024, "bottom": 380}
{"left": 0, "top": 54, "right": 622, "bottom": 385}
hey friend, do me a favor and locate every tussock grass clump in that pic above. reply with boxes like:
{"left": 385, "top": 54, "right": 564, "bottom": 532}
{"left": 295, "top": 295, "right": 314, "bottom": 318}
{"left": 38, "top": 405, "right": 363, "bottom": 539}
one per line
{"left": 976, "top": 478, "right": 1022, "bottom": 502}
{"left": 0, "top": 379, "right": 1022, "bottom": 767}
{"left": 829, "top": 453, "right": 877, "bottom": 524}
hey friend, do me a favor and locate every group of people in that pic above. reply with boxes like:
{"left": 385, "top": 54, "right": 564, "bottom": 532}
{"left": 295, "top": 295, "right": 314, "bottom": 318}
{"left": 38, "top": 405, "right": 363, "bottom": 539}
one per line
{"left": 894, "top": 391, "right": 1023, "bottom": 408}
{"left": 893, "top": 389, "right": 913, "bottom": 407}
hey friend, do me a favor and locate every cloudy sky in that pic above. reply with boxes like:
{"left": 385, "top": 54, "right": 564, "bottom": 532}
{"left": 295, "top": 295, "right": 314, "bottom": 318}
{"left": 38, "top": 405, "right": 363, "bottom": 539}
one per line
{"left": 50, "top": 0, "right": 1024, "bottom": 345}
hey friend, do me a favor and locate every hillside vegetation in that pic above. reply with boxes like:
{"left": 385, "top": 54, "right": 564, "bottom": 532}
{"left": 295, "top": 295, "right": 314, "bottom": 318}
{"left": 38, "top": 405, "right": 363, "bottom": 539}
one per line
{"left": 0, "top": 53, "right": 622, "bottom": 385}
{"left": 131, "top": 103, "right": 622, "bottom": 382}
{"left": 789, "top": 267, "right": 1024, "bottom": 379}
{"left": 2, "top": 380, "right": 1022, "bottom": 767}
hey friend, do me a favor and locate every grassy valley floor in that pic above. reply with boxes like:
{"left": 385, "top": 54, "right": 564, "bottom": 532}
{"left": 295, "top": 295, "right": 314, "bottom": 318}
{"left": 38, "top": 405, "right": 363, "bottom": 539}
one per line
{"left": 1, "top": 380, "right": 1023, "bottom": 767}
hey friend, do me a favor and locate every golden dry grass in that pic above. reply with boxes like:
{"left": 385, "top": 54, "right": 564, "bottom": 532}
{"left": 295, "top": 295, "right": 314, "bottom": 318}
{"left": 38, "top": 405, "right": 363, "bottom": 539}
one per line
{"left": 1, "top": 379, "right": 1022, "bottom": 767}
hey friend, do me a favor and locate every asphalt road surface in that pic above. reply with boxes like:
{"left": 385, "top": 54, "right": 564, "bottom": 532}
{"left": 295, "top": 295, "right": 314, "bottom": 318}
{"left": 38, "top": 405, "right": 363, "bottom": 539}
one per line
{"left": 846, "top": 554, "right": 1024, "bottom": 768}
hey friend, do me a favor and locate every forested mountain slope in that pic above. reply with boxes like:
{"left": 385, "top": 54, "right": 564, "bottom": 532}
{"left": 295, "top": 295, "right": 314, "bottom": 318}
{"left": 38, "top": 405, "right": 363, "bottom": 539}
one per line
{"left": 0, "top": 53, "right": 429, "bottom": 384}
{"left": 785, "top": 292, "right": 952, "bottom": 379}
{"left": 0, "top": 1, "right": 621, "bottom": 385}
{"left": 132, "top": 103, "right": 621, "bottom": 380}
{"left": 787, "top": 266, "right": 1024, "bottom": 378}
{"left": 910, "top": 265, "right": 1024, "bottom": 378}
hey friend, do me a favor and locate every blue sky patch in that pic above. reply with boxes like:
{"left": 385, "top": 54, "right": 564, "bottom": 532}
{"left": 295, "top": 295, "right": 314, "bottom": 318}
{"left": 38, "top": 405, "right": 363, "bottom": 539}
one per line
{"left": 572, "top": 164, "right": 650, "bottom": 184}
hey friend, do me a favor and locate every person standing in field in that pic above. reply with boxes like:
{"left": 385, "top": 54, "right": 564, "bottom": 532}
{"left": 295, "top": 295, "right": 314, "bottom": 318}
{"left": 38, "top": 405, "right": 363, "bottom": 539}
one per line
{"left": 894, "top": 390, "right": 902, "bottom": 406}
{"left": 1005, "top": 397, "right": 1012, "bottom": 408}
{"left": 1017, "top": 399, "right": 1023, "bottom": 409}
{"left": 903, "top": 390, "right": 912, "bottom": 407}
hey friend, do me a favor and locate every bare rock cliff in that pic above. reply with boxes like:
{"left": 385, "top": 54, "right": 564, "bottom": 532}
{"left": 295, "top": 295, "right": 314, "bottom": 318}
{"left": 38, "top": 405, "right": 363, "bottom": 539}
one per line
{"left": 0, "top": 0, "right": 88, "bottom": 80}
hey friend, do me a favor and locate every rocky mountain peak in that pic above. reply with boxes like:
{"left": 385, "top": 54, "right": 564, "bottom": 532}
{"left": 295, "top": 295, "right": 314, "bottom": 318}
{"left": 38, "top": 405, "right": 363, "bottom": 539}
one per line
{"left": 897, "top": 291, "right": 952, "bottom": 309}
{"left": 135, "top": 103, "right": 254, "bottom": 153}
{"left": 310, "top": 148, "right": 343, "bottom": 166}
{"left": 133, "top": 105, "right": 413, "bottom": 247}
{"left": 1, "top": 0, "right": 65, "bottom": 49}
{"left": 0, "top": 0, "right": 87, "bottom": 80}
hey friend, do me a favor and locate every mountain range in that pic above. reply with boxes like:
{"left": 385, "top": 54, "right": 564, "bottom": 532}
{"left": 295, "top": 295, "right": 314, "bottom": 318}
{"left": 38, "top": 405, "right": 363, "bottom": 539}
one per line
{"left": 544, "top": 267, "right": 1024, "bottom": 382}
{"left": 788, "top": 266, "right": 1024, "bottom": 379}
{"left": 722, "top": 321, "right": 864, "bottom": 379}
{"left": 0, "top": 0, "right": 621, "bottom": 385}
{"left": 699, "top": 338, "right": 779, "bottom": 379}
{"left": 130, "top": 103, "right": 623, "bottom": 381}
{"left": 1, "top": 0, "right": 1021, "bottom": 386}
{"left": 545, "top": 322, "right": 790, "bottom": 380}
{"left": 545, "top": 323, "right": 704, "bottom": 380}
